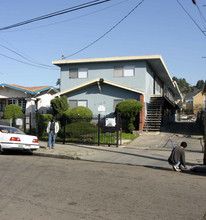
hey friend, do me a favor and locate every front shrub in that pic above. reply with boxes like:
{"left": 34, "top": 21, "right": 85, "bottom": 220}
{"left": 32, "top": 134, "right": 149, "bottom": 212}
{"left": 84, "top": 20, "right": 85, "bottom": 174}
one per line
{"left": 61, "top": 106, "right": 93, "bottom": 124}
{"left": 60, "top": 121, "right": 97, "bottom": 138}
{"left": 51, "top": 95, "right": 69, "bottom": 118}
{"left": 115, "top": 99, "right": 143, "bottom": 133}
{"left": 3, "top": 104, "right": 23, "bottom": 119}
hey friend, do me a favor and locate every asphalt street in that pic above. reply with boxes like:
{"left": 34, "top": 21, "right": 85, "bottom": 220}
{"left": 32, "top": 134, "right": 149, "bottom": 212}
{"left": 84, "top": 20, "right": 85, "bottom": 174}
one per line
{"left": 0, "top": 155, "right": 205, "bottom": 220}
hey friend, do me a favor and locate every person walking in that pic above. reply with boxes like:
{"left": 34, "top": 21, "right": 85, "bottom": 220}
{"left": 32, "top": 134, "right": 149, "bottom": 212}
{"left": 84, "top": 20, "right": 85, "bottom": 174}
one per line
{"left": 46, "top": 117, "right": 59, "bottom": 149}
{"left": 168, "top": 141, "right": 188, "bottom": 172}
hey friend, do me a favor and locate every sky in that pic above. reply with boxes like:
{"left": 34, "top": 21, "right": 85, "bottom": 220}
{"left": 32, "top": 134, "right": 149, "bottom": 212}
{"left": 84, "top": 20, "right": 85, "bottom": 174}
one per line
{"left": 0, "top": 0, "right": 206, "bottom": 87}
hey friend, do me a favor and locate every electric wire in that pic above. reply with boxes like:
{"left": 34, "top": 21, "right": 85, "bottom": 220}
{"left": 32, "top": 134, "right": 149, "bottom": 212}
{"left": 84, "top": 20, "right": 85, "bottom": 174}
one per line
{"left": 195, "top": 2, "right": 206, "bottom": 31}
{"left": 63, "top": 0, "right": 145, "bottom": 59}
{"left": 0, "top": 53, "right": 58, "bottom": 70}
{"left": 0, "top": 0, "right": 110, "bottom": 31}
{"left": 176, "top": 0, "right": 206, "bottom": 36}
{"left": 3, "top": 0, "right": 131, "bottom": 32}
{"left": 0, "top": 43, "right": 58, "bottom": 69}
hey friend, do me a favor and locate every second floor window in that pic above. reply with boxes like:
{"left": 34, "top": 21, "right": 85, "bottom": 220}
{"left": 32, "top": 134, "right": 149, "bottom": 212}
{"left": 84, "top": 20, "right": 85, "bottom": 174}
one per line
{"left": 69, "top": 68, "right": 88, "bottom": 79}
{"left": 114, "top": 66, "right": 134, "bottom": 77}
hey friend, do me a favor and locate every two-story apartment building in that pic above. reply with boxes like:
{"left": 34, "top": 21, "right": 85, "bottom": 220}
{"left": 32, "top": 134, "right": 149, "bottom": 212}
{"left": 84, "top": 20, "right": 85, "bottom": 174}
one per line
{"left": 53, "top": 55, "right": 182, "bottom": 131}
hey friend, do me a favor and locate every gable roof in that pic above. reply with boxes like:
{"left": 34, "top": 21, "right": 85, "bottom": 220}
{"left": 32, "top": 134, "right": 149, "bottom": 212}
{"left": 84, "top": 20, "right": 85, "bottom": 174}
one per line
{"left": 184, "top": 89, "right": 202, "bottom": 100}
{"left": 57, "top": 78, "right": 145, "bottom": 96}
{"left": 0, "top": 84, "right": 59, "bottom": 95}
{"left": 53, "top": 55, "right": 182, "bottom": 100}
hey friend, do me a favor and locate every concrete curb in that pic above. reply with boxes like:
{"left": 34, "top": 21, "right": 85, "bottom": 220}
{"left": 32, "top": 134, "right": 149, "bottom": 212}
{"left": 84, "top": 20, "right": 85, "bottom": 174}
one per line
{"left": 33, "top": 152, "right": 80, "bottom": 160}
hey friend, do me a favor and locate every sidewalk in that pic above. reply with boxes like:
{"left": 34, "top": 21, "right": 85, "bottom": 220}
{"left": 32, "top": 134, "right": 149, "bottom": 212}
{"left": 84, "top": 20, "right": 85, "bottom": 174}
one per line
{"left": 33, "top": 122, "right": 206, "bottom": 172}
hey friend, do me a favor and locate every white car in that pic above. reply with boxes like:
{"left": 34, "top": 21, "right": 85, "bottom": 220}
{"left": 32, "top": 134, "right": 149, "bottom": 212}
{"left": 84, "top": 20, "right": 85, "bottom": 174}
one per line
{"left": 0, "top": 125, "right": 39, "bottom": 153}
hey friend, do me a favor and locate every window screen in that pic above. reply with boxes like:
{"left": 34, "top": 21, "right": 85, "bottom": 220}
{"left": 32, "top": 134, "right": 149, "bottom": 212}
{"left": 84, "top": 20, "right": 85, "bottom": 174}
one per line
{"left": 114, "top": 66, "right": 123, "bottom": 77}
{"left": 69, "top": 68, "right": 78, "bottom": 79}
{"left": 69, "top": 100, "right": 77, "bottom": 108}
{"left": 113, "top": 99, "right": 123, "bottom": 110}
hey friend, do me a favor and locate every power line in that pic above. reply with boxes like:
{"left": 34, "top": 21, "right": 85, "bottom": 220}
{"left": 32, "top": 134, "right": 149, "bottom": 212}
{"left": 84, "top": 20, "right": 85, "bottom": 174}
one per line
{"left": 176, "top": 0, "right": 206, "bottom": 36}
{"left": 0, "top": 0, "right": 110, "bottom": 31}
{"left": 0, "top": 43, "right": 57, "bottom": 69}
{"left": 0, "top": 52, "right": 58, "bottom": 70}
{"left": 3, "top": 0, "right": 131, "bottom": 33}
{"left": 195, "top": 1, "right": 206, "bottom": 31}
{"left": 63, "top": 0, "right": 145, "bottom": 59}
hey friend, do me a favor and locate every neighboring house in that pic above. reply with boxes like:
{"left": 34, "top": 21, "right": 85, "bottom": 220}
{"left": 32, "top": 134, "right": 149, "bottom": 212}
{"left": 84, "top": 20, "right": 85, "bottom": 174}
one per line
{"left": 0, "top": 84, "right": 59, "bottom": 117}
{"left": 184, "top": 89, "right": 206, "bottom": 115}
{"left": 52, "top": 55, "right": 182, "bottom": 131}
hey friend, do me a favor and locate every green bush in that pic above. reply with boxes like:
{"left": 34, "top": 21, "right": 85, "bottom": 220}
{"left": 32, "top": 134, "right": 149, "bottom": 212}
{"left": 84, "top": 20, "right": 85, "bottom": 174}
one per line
{"left": 115, "top": 99, "right": 143, "bottom": 133}
{"left": 61, "top": 106, "right": 93, "bottom": 124}
{"left": 3, "top": 104, "right": 23, "bottom": 119}
{"left": 59, "top": 121, "right": 97, "bottom": 138}
{"left": 37, "top": 114, "right": 53, "bottom": 136}
{"left": 51, "top": 95, "right": 69, "bottom": 118}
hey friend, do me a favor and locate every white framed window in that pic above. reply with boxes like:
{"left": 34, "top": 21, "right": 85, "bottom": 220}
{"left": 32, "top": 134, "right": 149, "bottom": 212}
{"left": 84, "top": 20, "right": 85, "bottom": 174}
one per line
{"left": 18, "top": 99, "right": 27, "bottom": 112}
{"left": 69, "top": 68, "right": 88, "bottom": 79}
{"left": 124, "top": 66, "right": 134, "bottom": 76}
{"left": 114, "top": 66, "right": 134, "bottom": 77}
{"left": 77, "top": 100, "right": 87, "bottom": 107}
{"left": 78, "top": 68, "right": 88, "bottom": 78}
{"left": 9, "top": 98, "right": 17, "bottom": 105}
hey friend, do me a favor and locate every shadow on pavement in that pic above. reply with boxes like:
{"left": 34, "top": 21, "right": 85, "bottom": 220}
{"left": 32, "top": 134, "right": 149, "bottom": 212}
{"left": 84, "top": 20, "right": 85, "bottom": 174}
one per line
{"left": 144, "top": 165, "right": 206, "bottom": 177}
{"left": 161, "top": 122, "right": 203, "bottom": 136}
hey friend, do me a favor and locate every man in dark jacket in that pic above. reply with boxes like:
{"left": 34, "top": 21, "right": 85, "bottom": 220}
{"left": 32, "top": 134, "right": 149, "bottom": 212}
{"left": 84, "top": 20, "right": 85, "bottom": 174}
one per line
{"left": 168, "top": 142, "right": 187, "bottom": 171}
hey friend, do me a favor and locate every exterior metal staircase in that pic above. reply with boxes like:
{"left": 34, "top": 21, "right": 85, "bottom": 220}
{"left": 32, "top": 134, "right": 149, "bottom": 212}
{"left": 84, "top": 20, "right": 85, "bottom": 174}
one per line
{"left": 143, "top": 96, "right": 164, "bottom": 132}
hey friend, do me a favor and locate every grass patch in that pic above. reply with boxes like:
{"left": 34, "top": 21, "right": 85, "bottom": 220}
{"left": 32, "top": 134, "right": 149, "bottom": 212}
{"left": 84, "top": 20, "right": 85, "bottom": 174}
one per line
{"left": 121, "top": 132, "right": 139, "bottom": 141}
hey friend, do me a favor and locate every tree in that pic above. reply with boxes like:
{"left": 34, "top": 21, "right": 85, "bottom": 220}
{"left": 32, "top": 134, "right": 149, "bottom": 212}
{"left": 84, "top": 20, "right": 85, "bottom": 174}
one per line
{"left": 172, "top": 77, "right": 193, "bottom": 94}
{"left": 51, "top": 95, "right": 69, "bottom": 118}
{"left": 115, "top": 99, "right": 143, "bottom": 133}
{"left": 56, "top": 78, "right": 60, "bottom": 86}
{"left": 3, "top": 104, "right": 23, "bottom": 119}
{"left": 196, "top": 80, "right": 204, "bottom": 89}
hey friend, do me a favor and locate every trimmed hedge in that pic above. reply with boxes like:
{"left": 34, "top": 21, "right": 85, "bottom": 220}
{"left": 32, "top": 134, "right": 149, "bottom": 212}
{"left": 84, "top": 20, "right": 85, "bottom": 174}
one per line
{"left": 115, "top": 99, "right": 143, "bottom": 133}
{"left": 61, "top": 106, "right": 93, "bottom": 124}
{"left": 59, "top": 121, "right": 97, "bottom": 138}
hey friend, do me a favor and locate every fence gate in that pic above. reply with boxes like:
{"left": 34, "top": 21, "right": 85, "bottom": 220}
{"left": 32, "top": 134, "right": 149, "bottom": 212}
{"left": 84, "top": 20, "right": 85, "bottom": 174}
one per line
{"left": 62, "top": 113, "right": 122, "bottom": 147}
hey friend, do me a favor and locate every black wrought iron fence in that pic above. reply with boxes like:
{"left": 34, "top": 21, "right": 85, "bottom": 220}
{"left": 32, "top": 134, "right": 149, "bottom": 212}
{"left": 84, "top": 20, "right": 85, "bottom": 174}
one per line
{"left": 60, "top": 114, "right": 122, "bottom": 147}
{"left": 12, "top": 113, "right": 38, "bottom": 135}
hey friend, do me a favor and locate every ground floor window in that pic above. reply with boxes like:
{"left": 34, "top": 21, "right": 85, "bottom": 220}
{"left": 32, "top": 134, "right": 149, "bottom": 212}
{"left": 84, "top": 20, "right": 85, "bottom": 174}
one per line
{"left": 8, "top": 98, "right": 27, "bottom": 113}
{"left": 69, "top": 100, "right": 88, "bottom": 108}
{"left": 0, "top": 99, "right": 6, "bottom": 111}
{"left": 113, "top": 99, "right": 123, "bottom": 110}
{"left": 18, "top": 99, "right": 27, "bottom": 112}
{"left": 8, "top": 98, "right": 17, "bottom": 105}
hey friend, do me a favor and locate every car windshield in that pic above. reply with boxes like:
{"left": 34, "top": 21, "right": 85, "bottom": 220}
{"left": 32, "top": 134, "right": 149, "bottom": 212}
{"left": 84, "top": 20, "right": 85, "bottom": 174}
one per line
{"left": 0, "top": 126, "right": 25, "bottom": 134}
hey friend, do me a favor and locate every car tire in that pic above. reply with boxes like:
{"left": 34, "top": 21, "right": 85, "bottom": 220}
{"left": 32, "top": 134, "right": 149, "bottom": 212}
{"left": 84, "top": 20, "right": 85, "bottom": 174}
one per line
{"left": 0, "top": 145, "right": 4, "bottom": 154}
